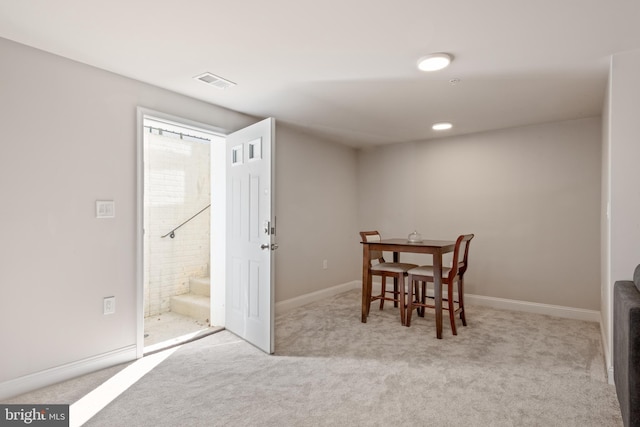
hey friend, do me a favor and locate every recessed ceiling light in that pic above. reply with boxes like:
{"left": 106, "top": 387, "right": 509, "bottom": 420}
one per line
{"left": 432, "top": 122, "right": 453, "bottom": 131}
{"left": 194, "top": 72, "right": 236, "bottom": 90}
{"left": 417, "top": 53, "right": 453, "bottom": 72}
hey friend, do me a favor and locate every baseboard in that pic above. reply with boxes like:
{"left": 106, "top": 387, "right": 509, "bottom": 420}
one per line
{"left": 331, "top": 280, "right": 600, "bottom": 322}
{"left": 275, "top": 280, "right": 360, "bottom": 315}
{"left": 277, "top": 281, "right": 599, "bottom": 323}
{"left": 465, "top": 294, "right": 601, "bottom": 323}
{"left": 0, "top": 345, "right": 137, "bottom": 401}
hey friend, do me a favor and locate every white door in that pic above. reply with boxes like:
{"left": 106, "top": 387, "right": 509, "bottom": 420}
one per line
{"left": 225, "top": 118, "right": 275, "bottom": 354}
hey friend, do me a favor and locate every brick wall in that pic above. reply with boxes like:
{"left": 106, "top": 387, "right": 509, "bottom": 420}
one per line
{"left": 143, "top": 130, "right": 210, "bottom": 317}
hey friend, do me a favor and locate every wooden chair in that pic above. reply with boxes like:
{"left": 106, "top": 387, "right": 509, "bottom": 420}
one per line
{"left": 360, "top": 231, "right": 418, "bottom": 325}
{"left": 406, "top": 234, "right": 474, "bottom": 337}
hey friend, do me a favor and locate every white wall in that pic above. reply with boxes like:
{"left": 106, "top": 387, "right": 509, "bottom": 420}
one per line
{"left": 358, "top": 117, "right": 602, "bottom": 310}
{"left": 602, "top": 49, "right": 640, "bottom": 381}
{"left": 274, "top": 126, "right": 360, "bottom": 301}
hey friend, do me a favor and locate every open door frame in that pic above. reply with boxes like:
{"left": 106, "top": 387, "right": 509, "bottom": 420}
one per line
{"left": 136, "top": 107, "right": 228, "bottom": 358}
{"left": 136, "top": 109, "right": 276, "bottom": 357}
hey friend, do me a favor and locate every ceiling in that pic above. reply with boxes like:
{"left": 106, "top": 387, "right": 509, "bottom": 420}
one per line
{"left": 1, "top": 0, "right": 639, "bottom": 148}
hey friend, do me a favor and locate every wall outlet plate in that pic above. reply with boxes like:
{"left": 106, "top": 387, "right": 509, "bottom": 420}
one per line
{"left": 103, "top": 296, "right": 116, "bottom": 315}
{"left": 96, "top": 200, "right": 115, "bottom": 218}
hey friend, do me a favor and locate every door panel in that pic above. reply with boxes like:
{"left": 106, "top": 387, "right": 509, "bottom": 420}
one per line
{"left": 249, "top": 175, "right": 261, "bottom": 241}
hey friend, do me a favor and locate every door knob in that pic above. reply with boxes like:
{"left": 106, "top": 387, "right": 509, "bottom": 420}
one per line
{"left": 261, "top": 243, "right": 279, "bottom": 250}
{"left": 261, "top": 244, "right": 270, "bottom": 250}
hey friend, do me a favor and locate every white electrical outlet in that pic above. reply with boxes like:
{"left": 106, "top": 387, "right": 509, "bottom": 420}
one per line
{"left": 322, "top": 259, "right": 328, "bottom": 269}
{"left": 103, "top": 296, "right": 116, "bottom": 315}
{"left": 96, "top": 200, "right": 115, "bottom": 218}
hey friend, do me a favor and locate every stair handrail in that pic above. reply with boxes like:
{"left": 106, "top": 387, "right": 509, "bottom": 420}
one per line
{"left": 161, "top": 204, "right": 211, "bottom": 239}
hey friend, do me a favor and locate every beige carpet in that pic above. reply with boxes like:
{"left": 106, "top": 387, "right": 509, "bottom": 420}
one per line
{"left": 3, "top": 289, "right": 622, "bottom": 426}
{"left": 77, "top": 289, "right": 621, "bottom": 426}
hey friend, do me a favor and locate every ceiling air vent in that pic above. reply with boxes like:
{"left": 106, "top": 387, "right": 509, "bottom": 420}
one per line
{"left": 194, "top": 72, "right": 236, "bottom": 90}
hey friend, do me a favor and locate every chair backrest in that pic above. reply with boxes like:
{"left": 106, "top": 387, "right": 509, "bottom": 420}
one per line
{"left": 448, "top": 234, "right": 474, "bottom": 280}
{"left": 359, "top": 231, "right": 386, "bottom": 265}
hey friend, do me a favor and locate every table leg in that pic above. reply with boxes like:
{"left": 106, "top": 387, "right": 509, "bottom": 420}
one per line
{"left": 362, "top": 245, "right": 371, "bottom": 323}
{"left": 392, "top": 251, "right": 400, "bottom": 309}
{"left": 433, "top": 253, "right": 443, "bottom": 339}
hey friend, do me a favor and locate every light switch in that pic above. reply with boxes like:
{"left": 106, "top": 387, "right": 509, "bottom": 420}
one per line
{"left": 96, "top": 200, "right": 115, "bottom": 218}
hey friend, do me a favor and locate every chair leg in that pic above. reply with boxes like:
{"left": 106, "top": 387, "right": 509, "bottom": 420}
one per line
{"left": 458, "top": 276, "right": 467, "bottom": 326}
{"left": 405, "top": 279, "right": 414, "bottom": 327}
{"left": 393, "top": 277, "right": 399, "bottom": 308}
{"left": 399, "top": 275, "right": 405, "bottom": 325}
{"left": 448, "top": 281, "right": 457, "bottom": 335}
{"left": 419, "top": 281, "right": 426, "bottom": 317}
{"left": 379, "top": 277, "right": 386, "bottom": 310}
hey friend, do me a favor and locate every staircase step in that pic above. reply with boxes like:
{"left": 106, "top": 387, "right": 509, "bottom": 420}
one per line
{"left": 170, "top": 294, "right": 210, "bottom": 324}
{"left": 190, "top": 277, "right": 210, "bottom": 297}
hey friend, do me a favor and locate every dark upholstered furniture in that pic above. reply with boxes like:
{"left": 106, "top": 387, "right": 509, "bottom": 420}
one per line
{"left": 614, "top": 264, "right": 640, "bottom": 427}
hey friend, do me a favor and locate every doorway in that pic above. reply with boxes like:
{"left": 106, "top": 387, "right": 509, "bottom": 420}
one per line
{"left": 136, "top": 109, "right": 275, "bottom": 358}
{"left": 139, "top": 111, "right": 225, "bottom": 354}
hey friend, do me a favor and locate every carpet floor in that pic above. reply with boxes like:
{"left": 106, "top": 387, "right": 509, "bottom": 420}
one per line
{"left": 81, "top": 289, "right": 621, "bottom": 426}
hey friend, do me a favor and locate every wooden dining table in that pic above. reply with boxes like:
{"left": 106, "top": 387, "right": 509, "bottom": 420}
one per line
{"left": 361, "top": 238, "right": 456, "bottom": 338}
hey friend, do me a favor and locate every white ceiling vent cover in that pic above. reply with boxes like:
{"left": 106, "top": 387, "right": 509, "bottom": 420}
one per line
{"left": 194, "top": 72, "right": 236, "bottom": 89}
